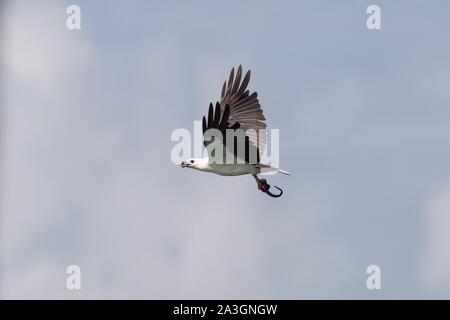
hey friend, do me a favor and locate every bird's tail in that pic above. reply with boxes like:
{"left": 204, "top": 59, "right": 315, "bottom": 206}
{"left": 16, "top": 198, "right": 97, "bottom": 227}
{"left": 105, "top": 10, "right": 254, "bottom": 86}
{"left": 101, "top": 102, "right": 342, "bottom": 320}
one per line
{"left": 257, "top": 164, "right": 291, "bottom": 175}
{"left": 277, "top": 169, "right": 291, "bottom": 175}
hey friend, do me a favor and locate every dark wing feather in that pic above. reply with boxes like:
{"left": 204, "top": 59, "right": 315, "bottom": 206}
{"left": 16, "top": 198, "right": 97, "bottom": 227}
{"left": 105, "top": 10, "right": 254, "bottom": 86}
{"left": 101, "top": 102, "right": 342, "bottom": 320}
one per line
{"left": 202, "top": 65, "right": 267, "bottom": 164}
{"left": 219, "top": 65, "right": 267, "bottom": 159}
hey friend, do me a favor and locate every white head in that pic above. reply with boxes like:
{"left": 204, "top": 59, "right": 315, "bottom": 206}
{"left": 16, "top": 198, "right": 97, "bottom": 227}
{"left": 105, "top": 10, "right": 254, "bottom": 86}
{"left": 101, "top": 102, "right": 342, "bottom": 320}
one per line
{"left": 181, "top": 157, "right": 211, "bottom": 172}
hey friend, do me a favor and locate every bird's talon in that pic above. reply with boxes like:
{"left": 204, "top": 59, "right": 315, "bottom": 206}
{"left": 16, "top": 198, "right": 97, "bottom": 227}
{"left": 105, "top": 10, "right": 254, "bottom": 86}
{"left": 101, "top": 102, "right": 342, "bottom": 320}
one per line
{"left": 257, "top": 179, "right": 283, "bottom": 197}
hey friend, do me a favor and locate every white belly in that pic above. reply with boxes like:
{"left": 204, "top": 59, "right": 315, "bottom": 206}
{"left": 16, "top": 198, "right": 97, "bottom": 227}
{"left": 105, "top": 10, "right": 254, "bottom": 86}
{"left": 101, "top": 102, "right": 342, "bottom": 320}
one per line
{"left": 209, "top": 163, "right": 259, "bottom": 176}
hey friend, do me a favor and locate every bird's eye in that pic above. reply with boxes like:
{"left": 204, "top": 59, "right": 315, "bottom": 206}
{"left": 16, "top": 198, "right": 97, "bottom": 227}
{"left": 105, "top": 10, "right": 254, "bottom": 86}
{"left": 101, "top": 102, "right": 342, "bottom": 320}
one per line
{"left": 190, "top": 160, "right": 194, "bottom": 164}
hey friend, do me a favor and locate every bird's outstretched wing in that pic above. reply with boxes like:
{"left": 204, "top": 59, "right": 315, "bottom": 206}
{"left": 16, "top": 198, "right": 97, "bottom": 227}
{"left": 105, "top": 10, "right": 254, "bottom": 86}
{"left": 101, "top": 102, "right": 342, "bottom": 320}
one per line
{"left": 202, "top": 65, "right": 267, "bottom": 164}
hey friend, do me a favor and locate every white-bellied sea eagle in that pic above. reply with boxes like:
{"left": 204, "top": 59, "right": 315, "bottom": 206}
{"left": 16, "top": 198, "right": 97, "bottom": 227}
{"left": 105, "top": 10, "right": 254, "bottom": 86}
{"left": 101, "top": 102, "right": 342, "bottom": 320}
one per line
{"left": 181, "top": 65, "right": 290, "bottom": 197}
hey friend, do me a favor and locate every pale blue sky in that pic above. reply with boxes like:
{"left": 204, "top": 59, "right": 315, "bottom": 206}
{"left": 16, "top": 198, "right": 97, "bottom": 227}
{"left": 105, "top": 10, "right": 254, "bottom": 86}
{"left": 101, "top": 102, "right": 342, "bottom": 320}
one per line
{"left": 2, "top": 0, "right": 450, "bottom": 299}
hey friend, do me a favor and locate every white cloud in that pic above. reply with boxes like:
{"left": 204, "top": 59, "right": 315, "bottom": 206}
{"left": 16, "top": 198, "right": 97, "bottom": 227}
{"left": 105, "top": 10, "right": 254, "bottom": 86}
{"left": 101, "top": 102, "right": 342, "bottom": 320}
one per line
{"left": 2, "top": 1, "right": 95, "bottom": 237}
{"left": 2, "top": 2, "right": 93, "bottom": 94}
{"left": 1, "top": 2, "right": 100, "bottom": 298}
{"left": 420, "top": 184, "right": 450, "bottom": 293}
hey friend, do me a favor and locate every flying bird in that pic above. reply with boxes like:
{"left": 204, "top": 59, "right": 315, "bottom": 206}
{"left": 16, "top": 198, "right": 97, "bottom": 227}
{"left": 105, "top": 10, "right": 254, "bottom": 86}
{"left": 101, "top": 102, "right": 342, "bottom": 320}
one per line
{"left": 181, "top": 65, "right": 290, "bottom": 197}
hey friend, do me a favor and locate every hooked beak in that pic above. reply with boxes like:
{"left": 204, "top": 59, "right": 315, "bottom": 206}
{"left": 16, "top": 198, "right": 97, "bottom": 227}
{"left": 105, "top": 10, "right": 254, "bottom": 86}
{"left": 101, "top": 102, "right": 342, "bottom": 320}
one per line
{"left": 181, "top": 161, "right": 188, "bottom": 168}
